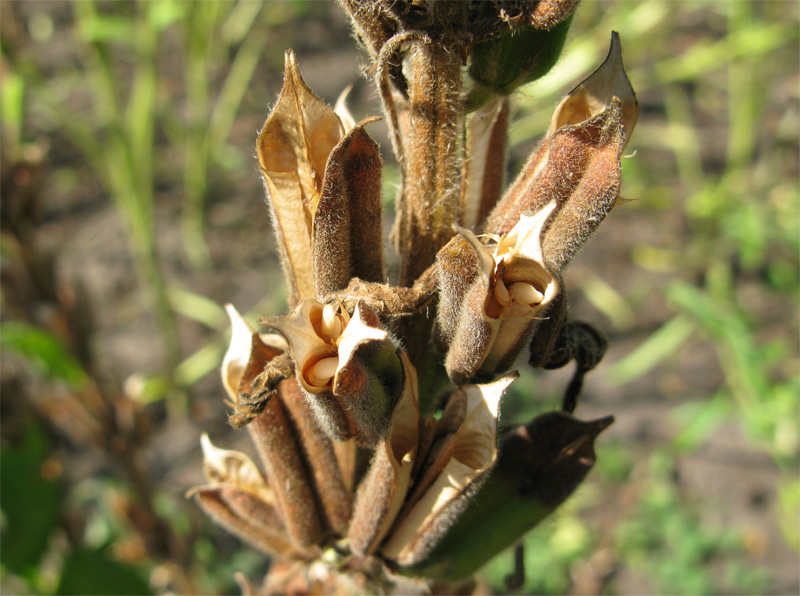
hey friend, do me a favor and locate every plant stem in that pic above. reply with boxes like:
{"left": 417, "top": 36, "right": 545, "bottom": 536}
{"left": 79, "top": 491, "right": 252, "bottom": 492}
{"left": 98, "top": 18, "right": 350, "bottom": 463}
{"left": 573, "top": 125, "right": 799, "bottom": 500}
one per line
{"left": 393, "top": 35, "right": 465, "bottom": 366}
{"left": 397, "top": 36, "right": 464, "bottom": 288}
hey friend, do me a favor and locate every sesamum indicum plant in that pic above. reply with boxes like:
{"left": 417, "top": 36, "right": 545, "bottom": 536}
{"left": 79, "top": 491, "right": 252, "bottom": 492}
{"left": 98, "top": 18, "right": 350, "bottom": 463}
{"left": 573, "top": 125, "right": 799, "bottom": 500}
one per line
{"left": 189, "top": 2, "right": 638, "bottom": 594}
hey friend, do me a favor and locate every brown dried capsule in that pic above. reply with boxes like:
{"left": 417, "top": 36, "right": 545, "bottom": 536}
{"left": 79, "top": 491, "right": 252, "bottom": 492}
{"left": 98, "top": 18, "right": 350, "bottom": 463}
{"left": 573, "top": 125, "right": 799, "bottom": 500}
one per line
{"left": 262, "top": 300, "right": 403, "bottom": 445}
{"left": 437, "top": 202, "right": 559, "bottom": 384}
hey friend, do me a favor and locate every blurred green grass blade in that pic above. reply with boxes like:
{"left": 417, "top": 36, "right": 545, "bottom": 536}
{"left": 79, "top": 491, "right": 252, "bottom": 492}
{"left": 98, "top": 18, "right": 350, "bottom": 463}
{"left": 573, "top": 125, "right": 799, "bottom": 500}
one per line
{"left": 608, "top": 314, "right": 695, "bottom": 385}
{"left": 75, "top": 13, "right": 134, "bottom": 44}
{"left": 725, "top": 1, "right": 762, "bottom": 173}
{"left": 666, "top": 280, "right": 769, "bottom": 401}
{"left": 663, "top": 85, "right": 704, "bottom": 190}
{"left": 670, "top": 393, "right": 733, "bottom": 453}
{"left": 124, "top": 16, "right": 157, "bottom": 217}
{"left": 654, "top": 21, "right": 796, "bottom": 84}
{"left": 174, "top": 342, "right": 226, "bottom": 387}
{"left": 0, "top": 322, "right": 87, "bottom": 389}
{"left": 181, "top": 0, "right": 223, "bottom": 268}
{"left": 578, "top": 274, "right": 636, "bottom": 332}
{"left": 208, "top": 17, "right": 267, "bottom": 157}
{"left": 778, "top": 478, "right": 800, "bottom": 551}
{"left": 127, "top": 343, "right": 225, "bottom": 403}
{"left": 147, "top": 0, "right": 185, "bottom": 31}
{"left": 222, "top": 0, "right": 262, "bottom": 44}
{"left": 1, "top": 66, "right": 24, "bottom": 153}
{"left": 166, "top": 286, "right": 227, "bottom": 329}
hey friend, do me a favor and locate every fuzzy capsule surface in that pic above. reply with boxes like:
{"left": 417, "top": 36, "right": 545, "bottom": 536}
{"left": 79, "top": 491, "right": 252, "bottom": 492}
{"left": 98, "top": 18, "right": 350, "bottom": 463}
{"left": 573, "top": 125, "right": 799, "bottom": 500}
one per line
{"left": 263, "top": 300, "right": 404, "bottom": 445}
{"left": 437, "top": 202, "right": 559, "bottom": 384}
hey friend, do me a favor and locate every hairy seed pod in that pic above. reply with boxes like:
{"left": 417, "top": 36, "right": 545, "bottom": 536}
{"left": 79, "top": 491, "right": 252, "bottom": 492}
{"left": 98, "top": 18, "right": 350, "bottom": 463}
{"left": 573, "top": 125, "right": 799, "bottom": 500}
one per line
{"left": 313, "top": 122, "right": 385, "bottom": 298}
{"left": 485, "top": 32, "right": 638, "bottom": 273}
{"left": 188, "top": 435, "right": 318, "bottom": 561}
{"left": 381, "top": 373, "right": 516, "bottom": 566}
{"left": 257, "top": 51, "right": 344, "bottom": 305}
{"left": 398, "top": 412, "right": 613, "bottom": 581}
{"left": 348, "top": 352, "right": 419, "bottom": 556}
{"left": 262, "top": 300, "right": 404, "bottom": 445}
{"left": 437, "top": 202, "right": 560, "bottom": 384}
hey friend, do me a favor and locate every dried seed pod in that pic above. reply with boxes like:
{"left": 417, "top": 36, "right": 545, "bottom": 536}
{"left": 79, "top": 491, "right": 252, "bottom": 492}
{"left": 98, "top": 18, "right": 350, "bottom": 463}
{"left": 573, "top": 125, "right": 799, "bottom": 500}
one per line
{"left": 381, "top": 372, "right": 517, "bottom": 566}
{"left": 398, "top": 411, "right": 613, "bottom": 581}
{"left": 219, "top": 305, "right": 325, "bottom": 547}
{"left": 262, "top": 300, "right": 403, "bottom": 445}
{"left": 196, "top": 433, "right": 275, "bottom": 506}
{"left": 257, "top": 50, "right": 344, "bottom": 304}
{"left": 433, "top": 234, "right": 483, "bottom": 351}
{"left": 485, "top": 32, "right": 638, "bottom": 273}
{"left": 349, "top": 352, "right": 419, "bottom": 556}
{"left": 437, "top": 202, "right": 560, "bottom": 384}
{"left": 192, "top": 489, "right": 316, "bottom": 561}
{"left": 460, "top": 99, "right": 510, "bottom": 230}
{"left": 188, "top": 435, "right": 315, "bottom": 560}
{"left": 279, "top": 379, "right": 352, "bottom": 536}
{"left": 248, "top": 385, "right": 325, "bottom": 547}
{"left": 313, "top": 123, "right": 384, "bottom": 297}
{"left": 221, "top": 304, "right": 286, "bottom": 404}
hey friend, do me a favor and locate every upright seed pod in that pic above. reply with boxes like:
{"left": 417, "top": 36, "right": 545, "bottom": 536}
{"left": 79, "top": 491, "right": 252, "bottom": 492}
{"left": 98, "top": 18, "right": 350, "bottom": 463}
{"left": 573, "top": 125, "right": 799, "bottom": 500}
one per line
{"left": 262, "top": 300, "right": 404, "bottom": 446}
{"left": 348, "top": 352, "right": 419, "bottom": 556}
{"left": 397, "top": 412, "right": 614, "bottom": 581}
{"left": 381, "top": 373, "right": 517, "bottom": 566}
{"left": 313, "top": 123, "right": 385, "bottom": 297}
{"left": 437, "top": 202, "right": 560, "bottom": 384}
{"left": 486, "top": 32, "right": 638, "bottom": 262}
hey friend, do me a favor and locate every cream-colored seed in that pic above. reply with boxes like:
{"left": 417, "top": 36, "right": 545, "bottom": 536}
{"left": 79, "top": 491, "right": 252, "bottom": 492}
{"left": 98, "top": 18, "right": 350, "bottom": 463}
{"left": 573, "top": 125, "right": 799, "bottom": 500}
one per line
{"left": 493, "top": 278, "right": 511, "bottom": 306}
{"left": 322, "top": 304, "right": 337, "bottom": 337}
{"left": 508, "top": 282, "right": 543, "bottom": 305}
{"left": 330, "top": 316, "right": 343, "bottom": 340}
{"left": 308, "top": 356, "right": 339, "bottom": 387}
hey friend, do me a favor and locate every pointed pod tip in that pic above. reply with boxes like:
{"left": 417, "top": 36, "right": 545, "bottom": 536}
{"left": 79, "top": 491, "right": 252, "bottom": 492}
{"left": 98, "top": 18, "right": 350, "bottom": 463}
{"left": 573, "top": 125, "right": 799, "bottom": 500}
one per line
{"left": 200, "top": 433, "right": 219, "bottom": 464}
{"left": 225, "top": 303, "right": 254, "bottom": 334}
{"left": 477, "top": 370, "right": 519, "bottom": 417}
{"left": 589, "top": 414, "right": 615, "bottom": 435}
{"left": 609, "top": 31, "right": 621, "bottom": 57}
{"left": 552, "top": 31, "right": 638, "bottom": 141}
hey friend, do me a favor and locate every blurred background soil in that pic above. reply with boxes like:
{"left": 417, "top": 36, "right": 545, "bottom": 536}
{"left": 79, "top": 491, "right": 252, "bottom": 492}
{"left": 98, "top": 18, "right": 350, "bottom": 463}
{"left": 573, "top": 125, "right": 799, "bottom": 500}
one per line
{"left": 1, "top": 1, "right": 798, "bottom": 595}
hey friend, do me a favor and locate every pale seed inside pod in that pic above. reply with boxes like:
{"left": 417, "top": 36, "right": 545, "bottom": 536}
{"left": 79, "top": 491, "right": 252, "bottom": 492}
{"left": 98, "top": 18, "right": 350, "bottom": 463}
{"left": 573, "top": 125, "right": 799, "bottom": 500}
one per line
{"left": 308, "top": 356, "right": 339, "bottom": 388}
{"left": 508, "top": 282, "right": 544, "bottom": 306}
{"left": 321, "top": 304, "right": 343, "bottom": 340}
